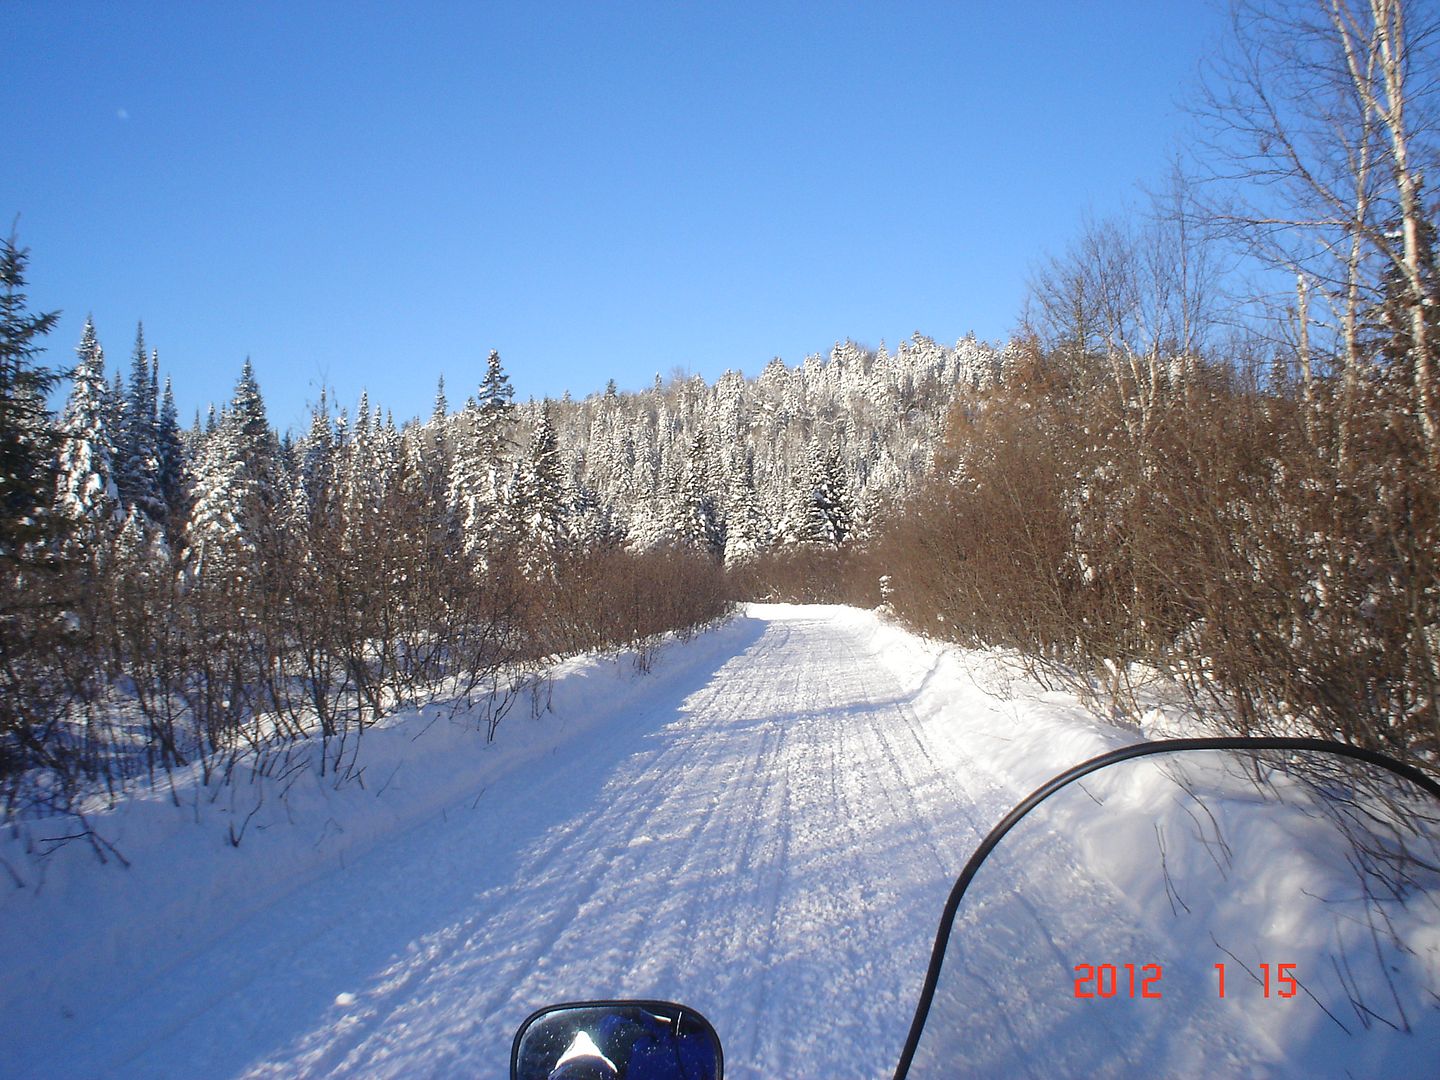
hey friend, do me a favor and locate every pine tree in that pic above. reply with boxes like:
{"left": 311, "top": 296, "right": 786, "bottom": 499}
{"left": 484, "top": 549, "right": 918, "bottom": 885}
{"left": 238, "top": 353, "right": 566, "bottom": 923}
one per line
{"left": 447, "top": 351, "right": 520, "bottom": 560}
{"left": 109, "top": 369, "right": 125, "bottom": 443}
{"left": 299, "top": 390, "right": 334, "bottom": 500}
{"left": 361, "top": 390, "right": 375, "bottom": 436}
{"left": 343, "top": 390, "right": 392, "bottom": 545}
{"left": 625, "top": 423, "right": 679, "bottom": 550}
{"left": 569, "top": 476, "right": 623, "bottom": 551}
{"left": 184, "top": 423, "right": 256, "bottom": 586}
{"left": 447, "top": 398, "right": 491, "bottom": 558}
{"left": 112, "top": 502, "right": 164, "bottom": 591}
{"left": 229, "top": 359, "right": 267, "bottom": 457}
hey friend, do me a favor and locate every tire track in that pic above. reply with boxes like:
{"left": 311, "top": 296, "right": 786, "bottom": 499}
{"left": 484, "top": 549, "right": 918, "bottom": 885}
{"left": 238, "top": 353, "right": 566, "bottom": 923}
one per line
{"left": 60, "top": 607, "right": 1025, "bottom": 1079}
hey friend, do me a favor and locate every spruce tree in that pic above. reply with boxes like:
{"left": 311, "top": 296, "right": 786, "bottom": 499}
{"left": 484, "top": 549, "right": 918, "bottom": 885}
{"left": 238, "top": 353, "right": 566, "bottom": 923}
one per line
{"left": 0, "top": 234, "right": 61, "bottom": 562}
{"left": 55, "top": 317, "right": 121, "bottom": 533}
{"left": 516, "top": 400, "right": 567, "bottom": 575}
{"left": 447, "top": 397, "right": 491, "bottom": 558}
{"left": 184, "top": 423, "right": 255, "bottom": 586}
{"left": 1373, "top": 208, "right": 1440, "bottom": 391}
{"left": 183, "top": 360, "right": 276, "bottom": 589}
{"left": 299, "top": 389, "right": 335, "bottom": 505}
{"left": 343, "top": 390, "right": 390, "bottom": 543}
{"left": 447, "top": 351, "right": 519, "bottom": 560}
{"left": 723, "top": 450, "right": 768, "bottom": 565}
{"left": 432, "top": 374, "right": 448, "bottom": 423}
{"left": 477, "top": 349, "right": 516, "bottom": 453}
{"left": 117, "top": 323, "right": 162, "bottom": 521}
{"left": 155, "top": 377, "right": 186, "bottom": 528}
{"left": 791, "top": 441, "right": 853, "bottom": 547}
{"left": 109, "top": 369, "right": 125, "bottom": 447}
{"left": 230, "top": 358, "right": 269, "bottom": 458}
{"left": 678, "top": 430, "right": 723, "bottom": 556}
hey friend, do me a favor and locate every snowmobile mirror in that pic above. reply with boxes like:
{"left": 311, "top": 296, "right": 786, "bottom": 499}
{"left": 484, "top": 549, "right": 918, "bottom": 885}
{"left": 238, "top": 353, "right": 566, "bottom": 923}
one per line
{"left": 511, "top": 1000, "right": 723, "bottom": 1080}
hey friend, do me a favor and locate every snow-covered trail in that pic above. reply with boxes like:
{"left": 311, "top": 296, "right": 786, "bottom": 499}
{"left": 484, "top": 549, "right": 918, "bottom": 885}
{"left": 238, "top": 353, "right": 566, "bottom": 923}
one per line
{"left": 16, "top": 604, "right": 1440, "bottom": 1078}
{"left": 38, "top": 606, "right": 1020, "bottom": 1079}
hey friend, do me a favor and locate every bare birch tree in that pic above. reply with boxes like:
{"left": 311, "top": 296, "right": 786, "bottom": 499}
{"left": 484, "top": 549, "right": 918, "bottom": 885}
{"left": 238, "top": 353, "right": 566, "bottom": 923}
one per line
{"left": 1197, "top": 0, "right": 1440, "bottom": 464}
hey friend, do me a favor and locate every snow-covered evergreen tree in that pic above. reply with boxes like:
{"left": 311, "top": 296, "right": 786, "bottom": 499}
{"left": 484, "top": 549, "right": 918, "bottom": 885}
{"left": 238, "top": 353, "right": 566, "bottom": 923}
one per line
{"left": 116, "top": 323, "right": 163, "bottom": 521}
{"left": 447, "top": 351, "right": 521, "bottom": 560}
{"left": 723, "top": 450, "right": 769, "bottom": 565}
{"left": 109, "top": 369, "right": 125, "bottom": 444}
{"left": 113, "top": 503, "right": 162, "bottom": 581}
{"left": 155, "top": 377, "right": 186, "bottom": 527}
{"left": 447, "top": 399, "right": 492, "bottom": 558}
{"left": 0, "top": 236, "right": 62, "bottom": 563}
{"left": 342, "top": 391, "right": 397, "bottom": 551}
{"left": 184, "top": 423, "right": 257, "bottom": 587}
{"left": 476, "top": 349, "right": 517, "bottom": 452}
{"left": 789, "top": 441, "right": 854, "bottom": 547}
{"left": 676, "top": 430, "right": 724, "bottom": 556}
{"left": 297, "top": 389, "right": 335, "bottom": 512}
{"left": 55, "top": 318, "right": 122, "bottom": 535}
{"left": 432, "top": 374, "right": 448, "bottom": 423}
{"left": 515, "top": 400, "right": 567, "bottom": 576}
{"left": 229, "top": 358, "right": 273, "bottom": 467}
{"left": 569, "top": 475, "right": 623, "bottom": 551}
{"left": 182, "top": 360, "right": 277, "bottom": 590}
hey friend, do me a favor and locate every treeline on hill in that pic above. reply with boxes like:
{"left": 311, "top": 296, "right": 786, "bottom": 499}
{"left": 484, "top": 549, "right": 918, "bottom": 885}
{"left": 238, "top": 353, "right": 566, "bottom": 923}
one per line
{"left": 0, "top": 292, "right": 737, "bottom": 823}
{"left": 2, "top": 232, "right": 996, "bottom": 823}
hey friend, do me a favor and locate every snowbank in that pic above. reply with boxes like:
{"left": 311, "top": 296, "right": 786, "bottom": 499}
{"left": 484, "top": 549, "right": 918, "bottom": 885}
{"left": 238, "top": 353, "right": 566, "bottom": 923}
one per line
{"left": 4, "top": 605, "right": 1436, "bottom": 1078}
{"left": 823, "top": 603, "right": 1136, "bottom": 793}
{"left": 0, "top": 616, "right": 756, "bottom": 1046}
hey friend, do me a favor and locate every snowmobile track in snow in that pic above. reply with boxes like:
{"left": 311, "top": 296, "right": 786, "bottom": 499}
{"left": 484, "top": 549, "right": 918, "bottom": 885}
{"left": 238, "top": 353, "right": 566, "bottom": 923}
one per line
{"left": 34, "top": 607, "right": 1033, "bottom": 1078}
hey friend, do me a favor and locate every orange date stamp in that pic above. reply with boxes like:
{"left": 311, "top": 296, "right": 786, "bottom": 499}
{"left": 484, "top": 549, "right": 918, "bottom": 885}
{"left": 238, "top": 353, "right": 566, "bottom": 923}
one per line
{"left": 1073, "top": 963, "right": 1299, "bottom": 999}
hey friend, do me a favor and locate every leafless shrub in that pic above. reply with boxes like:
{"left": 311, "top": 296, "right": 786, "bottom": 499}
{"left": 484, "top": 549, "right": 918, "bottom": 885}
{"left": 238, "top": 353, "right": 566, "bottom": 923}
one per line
{"left": 727, "top": 544, "right": 874, "bottom": 606}
{"left": 874, "top": 329, "right": 1439, "bottom": 770}
{"left": 534, "top": 544, "right": 731, "bottom": 659}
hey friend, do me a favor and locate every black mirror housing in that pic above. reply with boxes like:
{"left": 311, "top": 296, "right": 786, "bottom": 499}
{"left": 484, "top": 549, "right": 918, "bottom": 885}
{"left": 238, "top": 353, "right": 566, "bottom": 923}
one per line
{"left": 512, "top": 1000, "right": 723, "bottom": 1080}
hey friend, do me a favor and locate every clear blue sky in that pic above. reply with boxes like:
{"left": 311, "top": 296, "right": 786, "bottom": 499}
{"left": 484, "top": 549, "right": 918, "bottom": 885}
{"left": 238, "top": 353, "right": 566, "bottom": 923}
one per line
{"left": 7, "top": 1, "right": 1227, "bottom": 434}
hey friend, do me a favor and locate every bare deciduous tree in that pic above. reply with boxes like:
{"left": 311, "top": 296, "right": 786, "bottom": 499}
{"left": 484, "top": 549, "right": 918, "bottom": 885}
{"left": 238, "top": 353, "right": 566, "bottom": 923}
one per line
{"left": 1197, "top": 0, "right": 1440, "bottom": 464}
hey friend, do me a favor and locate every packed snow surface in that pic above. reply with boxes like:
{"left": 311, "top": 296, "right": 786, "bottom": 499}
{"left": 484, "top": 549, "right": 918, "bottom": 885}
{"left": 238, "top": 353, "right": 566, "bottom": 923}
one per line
{"left": 4, "top": 604, "right": 1437, "bottom": 1078}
